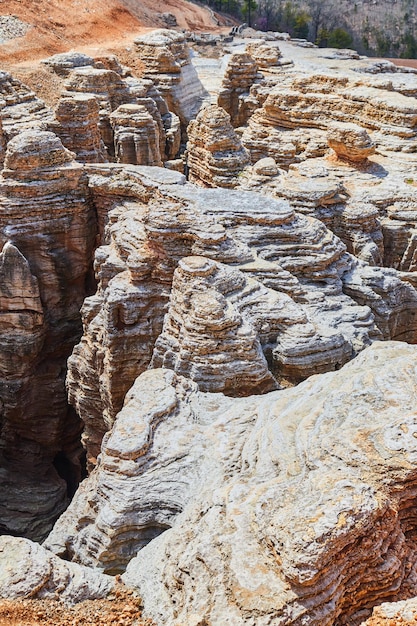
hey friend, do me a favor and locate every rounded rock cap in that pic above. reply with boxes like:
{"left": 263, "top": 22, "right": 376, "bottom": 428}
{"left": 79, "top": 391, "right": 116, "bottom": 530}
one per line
{"left": 4, "top": 130, "right": 75, "bottom": 171}
{"left": 178, "top": 256, "right": 217, "bottom": 277}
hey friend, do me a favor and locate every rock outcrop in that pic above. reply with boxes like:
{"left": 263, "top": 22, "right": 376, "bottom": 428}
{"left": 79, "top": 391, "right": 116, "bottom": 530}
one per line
{"left": 0, "top": 536, "right": 114, "bottom": 603}
{"left": 362, "top": 598, "right": 417, "bottom": 625}
{"left": 0, "top": 71, "right": 54, "bottom": 142}
{"left": 60, "top": 165, "right": 417, "bottom": 467}
{"left": 59, "top": 62, "right": 180, "bottom": 164}
{"left": 241, "top": 71, "right": 417, "bottom": 165}
{"left": 150, "top": 256, "right": 279, "bottom": 395}
{"left": 327, "top": 121, "right": 376, "bottom": 162}
{"left": 53, "top": 93, "right": 107, "bottom": 163}
{"left": 0, "top": 130, "right": 96, "bottom": 539}
{"left": 134, "top": 29, "right": 208, "bottom": 135}
{"left": 245, "top": 40, "right": 283, "bottom": 70}
{"left": 186, "top": 104, "right": 250, "bottom": 187}
{"left": 110, "top": 104, "right": 163, "bottom": 166}
{"left": 217, "top": 52, "right": 260, "bottom": 127}
{"left": 45, "top": 342, "right": 417, "bottom": 625}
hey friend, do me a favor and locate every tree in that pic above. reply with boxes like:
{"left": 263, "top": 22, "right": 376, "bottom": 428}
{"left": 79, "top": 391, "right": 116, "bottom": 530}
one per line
{"left": 400, "top": 31, "right": 417, "bottom": 58}
{"left": 293, "top": 12, "right": 310, "bottom": 38}
{"left": 257, "top": 0, "right": 278, "bottom": 31}
{"left": 242, "top": 0, "right": 258, "bottom": 27}
{"left": 328, "top": 27, "right": 353, "bottom": 48}
{"left": 304, "top": 0, "right": 337, "bottom": 42}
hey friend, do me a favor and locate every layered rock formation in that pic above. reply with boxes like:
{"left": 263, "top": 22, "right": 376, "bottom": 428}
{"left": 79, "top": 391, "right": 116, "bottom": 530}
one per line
{"left": 45, "top": 342, "right": 417, "bottom": 625}
{"left": 241, "top": 71, "right": 417, "bottom": 165}
{"left": 327, "top": 122, "right": 376, "bottom": 162}
{"left": 134, "top": 29, "right": 208, "bottom": 134}
{"left": 0, "top": 71, "right": 54, "bottom": 143}
{"left": 53, "top": 93, "right": 107, "bottom": 163}
{"left": 0, "top": 536, "right": 114, "bottom": 603}
{"left": 58, "top": 164, "right": 417, "bottom": 467}
{"left": 52, "top": 57, "right": 181, "bottom": 165}
{"left": 217, "top": 51, "right": 260, "bottom": 127}
{"left": 0, "top": 130, "right": 96, "bottom": 539}
{"left": 245, "top": 40, "right": 283, "bottom": 70}
{"left": 110, "top": 104, "right": 163, "bottom": 166}
{"left": 150, "top": 256, "right": 279, "bottom": 395}
{"left": 186, "top": 104, "right": 250, "bottom": 187}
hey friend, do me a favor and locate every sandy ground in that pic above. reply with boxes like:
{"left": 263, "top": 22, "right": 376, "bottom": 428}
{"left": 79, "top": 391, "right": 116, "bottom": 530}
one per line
{"left": 388, "top": 58, "right": 417, "bottom": 69}
{"left": 0, "top": 588, "right": 154, "bottom": 626}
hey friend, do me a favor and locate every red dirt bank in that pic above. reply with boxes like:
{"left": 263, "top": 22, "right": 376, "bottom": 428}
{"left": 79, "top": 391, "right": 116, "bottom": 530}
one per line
{"left": 0, "top": 0, "right": 230, "bottom": 66}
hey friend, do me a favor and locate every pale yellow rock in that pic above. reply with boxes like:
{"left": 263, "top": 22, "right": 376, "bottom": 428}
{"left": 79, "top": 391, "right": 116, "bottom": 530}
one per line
{"left": 110, "top": 103, "right": 163, "bottom": 166}
{"left": 45, "top": 343, "right": 417, "bottom": 623}
{"left": 327, "top": 121, "right": 376, "bottom": 162}
{"left": 218, "top": 52, "right": 260, "bottom": 127}
{"left": 187, "top": 104, "right": 250, "bottom": 187}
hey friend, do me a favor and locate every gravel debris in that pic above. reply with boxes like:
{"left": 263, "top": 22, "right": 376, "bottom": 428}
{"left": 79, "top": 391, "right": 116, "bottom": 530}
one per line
{"left": 0, "top": 15, "right": 30, "bottom": 43}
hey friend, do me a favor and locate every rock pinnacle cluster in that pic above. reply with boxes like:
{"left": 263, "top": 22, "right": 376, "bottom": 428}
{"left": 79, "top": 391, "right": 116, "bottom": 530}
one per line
{"left": 1, "top": 26, "right": 417, "bottom": 626}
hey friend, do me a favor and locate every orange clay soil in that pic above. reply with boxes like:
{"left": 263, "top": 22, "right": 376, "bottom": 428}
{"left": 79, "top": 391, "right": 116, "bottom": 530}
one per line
{"left": 388, "top": 58, "right": 417, "bottom": 69}
{"left": 0, "top": 0, "right": 233, "bottom": 67}
{"left": 365, "top": 617, "right": 417, "bottom": 625}
{"left": 0, "top": 587, "right": 155, "bottom": 626}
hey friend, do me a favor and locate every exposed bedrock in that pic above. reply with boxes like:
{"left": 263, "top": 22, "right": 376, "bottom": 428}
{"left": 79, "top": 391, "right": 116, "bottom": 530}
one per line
{"left": 150, "top": 256, "right": 279, "bottom": 396}
{"left": 218, "top": 51, "right": 261, "bottom": 128}
{"left": 0, "top": 130, "right": 97, "bottom": 539}
{"left": 53, "top": 93, "right": 107, "bottom": 164}
{"left": 238, "top": 68, "right": 417, "bottom": 169}
{"left": 63, "top": 166, "right": 417, "bottom": 465}
{"left": 0, "top": 535, "right": 114, "bottom": 603}
{"left": 0, "top": 71, "right": 54, "bottom": 143}
{"left": 245, "top": 41, "right": 283, "bottom": 70}
{"left": 56, "top": 60, "right": 180, "bottom": 164}
{"left": 45, "top": 342, "right": 417, "bottom": 625}
{"left": 239, "top": 145, "right": 417, "bottom": 274}
{"left": 186, "top": 104, "right": 250, "bottom": 188}
{"left": 134, "top": 29, "right": 209, "bottom": 137}
{"left": 110, "top": 103, "right": 163, "bottom": 166}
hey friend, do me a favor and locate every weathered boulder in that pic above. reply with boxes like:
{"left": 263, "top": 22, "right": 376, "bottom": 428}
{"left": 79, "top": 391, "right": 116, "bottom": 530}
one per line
{"left": 327, "top": 121, "right": 376, "bottom": 162}
{"left": 0, "top": 536, "right": 114, "bottom": 603}
{"left": 186, "top": 104, "right": 250, "bottom": 187}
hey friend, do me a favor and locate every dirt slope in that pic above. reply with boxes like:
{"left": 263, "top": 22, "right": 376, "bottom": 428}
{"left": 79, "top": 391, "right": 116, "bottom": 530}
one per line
{"left": 0, "top": 0, "right": 229, "bottom": 66}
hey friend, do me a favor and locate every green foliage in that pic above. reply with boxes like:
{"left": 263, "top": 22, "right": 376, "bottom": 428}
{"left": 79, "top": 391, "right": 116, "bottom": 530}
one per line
{"left": 316, "top": 27, "right": 329, "bottom": 46}
{"left": 242, "top": 0, "right": 257, "bottom": 25}
{"left": 362, "top": 34, "right": 370, "bottom": 50}
{"left": 400, "top": 31, "right": 417, "bottom": 58}
{"left": 327, "top": 27, "right": 353, "bottom": 48}
{"left": 280, "top": 2, "right": 311, "bottom": 38}
{"left": 375, "top": 31, "right": 392, "bottom": 56}
{"left": 293, "top": 11, "right": 310, "bottom": 38}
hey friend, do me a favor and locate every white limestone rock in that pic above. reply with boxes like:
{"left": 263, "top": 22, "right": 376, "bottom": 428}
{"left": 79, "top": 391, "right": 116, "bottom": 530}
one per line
{"left": 0, "top": 536, "right": 114, "bottom": 604}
